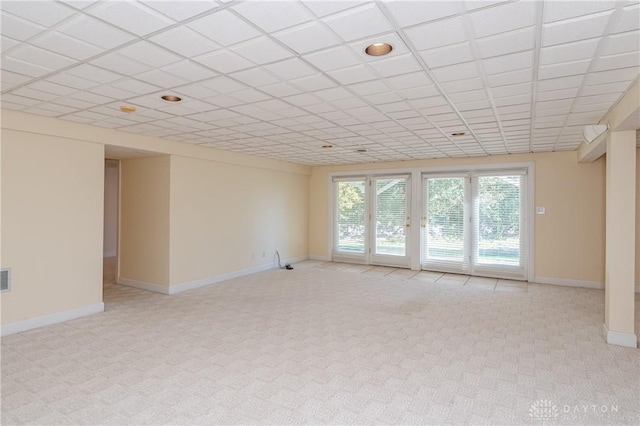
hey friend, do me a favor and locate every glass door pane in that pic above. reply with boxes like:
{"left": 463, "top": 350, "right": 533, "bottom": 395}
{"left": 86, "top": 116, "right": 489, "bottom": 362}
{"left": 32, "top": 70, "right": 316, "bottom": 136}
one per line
{"left": 473, "top": 174, "right": 525, "bottom": 279}
{"left": 373, "top": 177, "right": 408, "bottom": 256}
{"left": 335, "top": 180, "right": 366, "bottom": 255}
{"left": 422, "top": 176, "right": 468, "bottom": 273}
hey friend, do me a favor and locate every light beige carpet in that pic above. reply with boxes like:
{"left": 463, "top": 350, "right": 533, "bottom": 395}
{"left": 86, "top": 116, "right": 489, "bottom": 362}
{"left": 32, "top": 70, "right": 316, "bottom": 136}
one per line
{"left": 2, "top": 259, "right": 639, "bottom": 425}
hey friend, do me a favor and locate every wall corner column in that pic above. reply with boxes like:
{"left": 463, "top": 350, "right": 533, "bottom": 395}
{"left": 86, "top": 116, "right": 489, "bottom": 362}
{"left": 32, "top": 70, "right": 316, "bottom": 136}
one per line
{"left": 604, "top": 130, "right": 637, "bottom": 348}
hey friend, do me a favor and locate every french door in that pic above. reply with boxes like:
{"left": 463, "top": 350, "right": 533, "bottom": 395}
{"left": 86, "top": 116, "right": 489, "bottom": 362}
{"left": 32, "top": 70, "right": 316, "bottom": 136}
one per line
{"left": 422, "top": 171, "right": 527, "bottom": 280}
{"left": 333, "top": 169, "right": 528, "bottom": 280}
{"left": 333, "top": 175, "right": 411, "bottom": 267}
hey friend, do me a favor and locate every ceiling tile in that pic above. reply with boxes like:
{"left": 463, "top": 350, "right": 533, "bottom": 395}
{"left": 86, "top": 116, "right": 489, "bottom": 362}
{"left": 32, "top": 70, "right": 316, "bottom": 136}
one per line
{"left": 57, "top": 15, "right": 136, "bottom": 49}
{"left": 1, "top": 69, "right": 31, "bottom": 87}
{"left": 290, "top": 73, "right": 337, "bottom": 91}
{"left": 581, "top": 81, "right": 634, "bottom": 96}
{"left": 1, "top": 13, "right": 46, "bottom": 41}
{"left": 383, "top": 0, "right": 458, "bottom": 28}
{"left": 542, "top": 10, "right": 613, "bottom": 47}
{"left": 45, "top": 71, "right": 100, "bottom": 90}
{"left": 537, "top": 75, "right": 584, "bottom": 92}
{"left": 264, "top": 58, "right": 317, "bottom": 80}
{"left": 131, "top": 70, "right": 188, "bottom": 91}
{"left": 543, "top": 0, "right": 616, "bottom": 23}
{"left": 230, "top": 67, "right": 280, "bottom": 87}
{"left": 487, "top": 68, "right": 533, "bottom": 87}
{"left": 26, "top": 80, "right": 77, "bottom": 96}
{"left": 469, "top": 1, "right": 536, "bottom": 38}
{"left": 535, "top": 88, "right": 579, "bottom": 102}
{"left": 187, "top": 9, "right": 261, "bottom": 47}
{"left": 540, "top": 38, "right": 600, "bottom": 66}
{"left": 601, "top": 30, "right": 640, "bottom": 55}
{"left": 149, "top": 27, "right": 220, "bottom": 58}
{"left": 199, "top": 76, "right": 247, "bottom": 94}
{"left": 1, "top": 1, "right": 75, "bottom": 27}
{"left": 67, "top": 64, "right": 122, "bottom": 84}
{"left": 583, "top": 67, "right": 638, "bottom": 85}
{"left": 592, "top": 51, "right": 640, "bottom": 72}
{"left": 273, "top": 21, "right": 343, "bottom": 54}
{"left": 324, "top": 3, "right": 393, "bottom": 42}
{"left": 404, "top": 16, "right": 467, "bottom": 50}
{"left": 347, "top": 80, "right": 390, "bottom": 96}
{"left": 192, "top": 50, "right": 253, "bottom": 73}
{"left": 476, "top": 27, "right": 535, "bottom": 59}
{"left": 441, "top": 77, "right": 485, "bottom": 93}
{"left": 303, "top": 1, "right": 368, "bottom": 18}
{"left": 7, "top": 45, "right": 76, "bottom": 70}
{"left": 232, "top": 1, "right": 313, "bottom": 32}
{"left": 29, "top": 32, "right": 102, "bottom": 61}
{"left": 613, "top": 4, "right": 640, "bottom": 34}
{"left": 420, "top": 42, "right": 474, "bottom": 68}
{"left": 260, "top": 82, "right": 302, "bottom": 97}
{"left": 1, "top": 35, "right": 20, "bottom": 53}
{"left": 482, "top": 51, "right": 533, "bottom": 75}
{"left": 140, "top": 1, "right": 219, "bottom": 22}
{"left": 231, "top": 36, "right": 294, "bottom": 65}
{"left": 12, "top": 86, "right": 58, "bottom": 101}
{"left": 538, "top": 59, "right": 592, "bottom": 80}
{"left": 90, "top": 53, "right": 151, "bottom": 76}
{"left": 327, "top": 64, "right": 377, "bottom": 85}
{"left": 87, "top": 1, "right": 174, "bottom": 36}
{"left": 490, "top": 82, "right": 531, "bottom": 99}
{"left": 117, "top": 41, "right": 183, "bottom": 68}
{"left": 431, "top": 61, "right": 479, "bottom": 82}
{"left": 367, "top": 53, "right": 422, "bottom": 77}
{"left": 164, "top": 60, "right": 215, "bottom": 82}
{"left": 303, "top": 45, "right": 362, "bottom": 72}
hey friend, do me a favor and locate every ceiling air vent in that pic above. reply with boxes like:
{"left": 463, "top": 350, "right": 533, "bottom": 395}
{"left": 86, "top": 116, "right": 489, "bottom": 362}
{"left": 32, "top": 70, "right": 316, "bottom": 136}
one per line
{"left": 1, "top": 269, "right": 11, "bottom": 292}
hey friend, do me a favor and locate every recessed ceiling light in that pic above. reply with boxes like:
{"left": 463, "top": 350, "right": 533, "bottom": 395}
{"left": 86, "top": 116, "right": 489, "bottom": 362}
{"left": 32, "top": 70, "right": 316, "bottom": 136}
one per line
{"left": 321, "top": 145, "right": 333, "bottom": 148}
{"left": 365, "top": 43, "right": 393, "bottom": 56}
{"left": 161, "top": 95, "right": 182, "bottom": 102}
{"left": 356, "top": 149, "right": 367, "bottom": 153}
{"left": 119, "top": 105, "right": 136, "bottom": 113}
{"left": 451, "top": 132, "right": 466, "bottom": 136}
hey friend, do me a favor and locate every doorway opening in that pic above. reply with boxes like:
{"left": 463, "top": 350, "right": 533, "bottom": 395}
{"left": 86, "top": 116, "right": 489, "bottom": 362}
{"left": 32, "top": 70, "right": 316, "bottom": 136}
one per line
{"left": 103, "top": 159, "right": 119, "bottom": 290}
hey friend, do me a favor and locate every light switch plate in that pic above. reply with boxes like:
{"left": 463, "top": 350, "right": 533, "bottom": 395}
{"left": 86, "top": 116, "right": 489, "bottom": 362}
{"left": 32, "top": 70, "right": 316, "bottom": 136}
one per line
{"left": 536, "top": 207, "right": 545, "bottom": 215}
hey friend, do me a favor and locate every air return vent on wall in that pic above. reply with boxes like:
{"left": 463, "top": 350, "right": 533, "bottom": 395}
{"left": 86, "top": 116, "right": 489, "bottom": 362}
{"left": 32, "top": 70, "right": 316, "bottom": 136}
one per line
{"left": 1, "top": 269, "right": 11, "bottom": 292}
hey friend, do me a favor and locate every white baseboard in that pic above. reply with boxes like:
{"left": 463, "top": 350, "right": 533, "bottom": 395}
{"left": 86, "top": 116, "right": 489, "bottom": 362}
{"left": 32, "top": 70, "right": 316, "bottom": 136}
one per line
{"left": 1, "top": 303, "right": 104, "bottom": 337}
{"left": 169, "top": 255, "right": 309, "bottom": 295}
{"left": 117, "top": 277, "right": 171, "bottom": 295}
{"left": 603, "top": 323, "right": 638, "bottom": 348}
{"left": 309, "top": 254, "right": 331, "bottom": 262}
{"left": 533, "top": 276, "right": 604, "bottom": 290}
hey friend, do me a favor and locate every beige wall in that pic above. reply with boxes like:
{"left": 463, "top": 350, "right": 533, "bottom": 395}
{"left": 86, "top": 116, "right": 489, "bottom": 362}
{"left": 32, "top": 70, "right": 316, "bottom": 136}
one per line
{"left": 170, "top": 156, "right": 309, "bottom": 285}
{"left": 119, "top": 156, "right": 171, "bottom": 288}
{"left": 1, "top": 129, "right": 104, "bottom": 324}
{"left": 309, "top": 151, "right": 606, "bottom": 283}
{"left": 636, "top": 148, "right": 640, "bottom": 287}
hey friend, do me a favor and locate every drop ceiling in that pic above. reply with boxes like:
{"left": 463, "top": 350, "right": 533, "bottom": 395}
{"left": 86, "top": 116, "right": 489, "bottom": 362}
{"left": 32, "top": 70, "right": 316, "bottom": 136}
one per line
{"left": 1, "top": 0, "right": 639, "bottom": 166}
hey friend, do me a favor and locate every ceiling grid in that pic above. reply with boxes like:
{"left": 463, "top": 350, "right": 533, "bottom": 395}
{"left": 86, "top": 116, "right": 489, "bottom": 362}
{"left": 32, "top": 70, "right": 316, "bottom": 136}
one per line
{"left": 1, "top": 0, "right": 638, "bottom": 165}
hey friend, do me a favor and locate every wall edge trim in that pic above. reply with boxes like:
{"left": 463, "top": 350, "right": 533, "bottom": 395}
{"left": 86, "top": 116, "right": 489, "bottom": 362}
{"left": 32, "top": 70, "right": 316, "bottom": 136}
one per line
{"left": 117, "top": 277, "right": 171, "bottom": 295}
{"left": 533, "top": 276, "right": 604, "bottom": 290}
{"left": 170, "top": 256, "right": 309, "bottom": 295}
{"left": 309, "top": 255, "right": 332, "bottom": 262}
{"left": 1, "top": 303, "right": 104, "bottom": 336}
{"left": 603, "top": 323, "right": 638, "bottom": 348}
